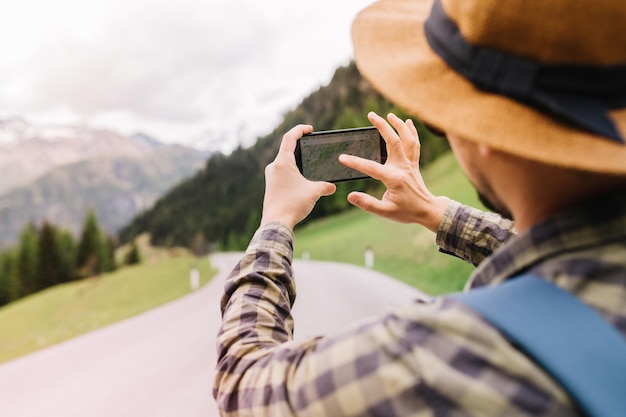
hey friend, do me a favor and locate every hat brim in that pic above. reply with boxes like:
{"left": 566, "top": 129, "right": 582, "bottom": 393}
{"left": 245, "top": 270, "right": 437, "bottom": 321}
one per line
{"left": 352, "top": 0, "right": 626, "bottom": 174}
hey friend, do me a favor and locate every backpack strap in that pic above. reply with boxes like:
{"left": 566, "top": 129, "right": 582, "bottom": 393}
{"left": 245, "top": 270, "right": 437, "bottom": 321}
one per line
{"left": 448, "top": 274, "right": 626, "bottom": 417}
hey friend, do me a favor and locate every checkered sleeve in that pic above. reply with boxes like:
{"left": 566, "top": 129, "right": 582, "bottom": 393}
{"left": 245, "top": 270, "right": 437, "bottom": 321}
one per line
{"left": 213, "top": 222, "right": 571, "bottom": 416}
{"left": 436, "top": 200, "right": 516, "bottom": 266}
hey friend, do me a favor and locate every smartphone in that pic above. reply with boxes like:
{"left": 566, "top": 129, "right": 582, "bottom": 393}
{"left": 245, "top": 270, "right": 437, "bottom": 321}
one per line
{"left": 294, "top": 126, "right": 387, "bottom": 183}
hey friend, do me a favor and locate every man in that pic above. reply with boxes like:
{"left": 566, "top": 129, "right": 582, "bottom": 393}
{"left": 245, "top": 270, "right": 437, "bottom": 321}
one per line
{"left": 214, "top": 0, "right": 626, "bottom": 415}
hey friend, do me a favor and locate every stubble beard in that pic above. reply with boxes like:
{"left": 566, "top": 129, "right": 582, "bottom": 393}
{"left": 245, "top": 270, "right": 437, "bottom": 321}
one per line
{"left": 477, "top": 190, "right": 514, "bottom": 221}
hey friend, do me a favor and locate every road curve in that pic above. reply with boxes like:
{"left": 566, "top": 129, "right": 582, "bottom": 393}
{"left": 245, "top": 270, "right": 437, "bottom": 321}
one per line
{"left": 0, "top": 252, "right": 427, "bottom": 417}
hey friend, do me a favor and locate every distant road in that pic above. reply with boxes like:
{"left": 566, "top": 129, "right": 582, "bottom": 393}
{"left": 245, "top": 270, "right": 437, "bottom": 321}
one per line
{"left": 0, "top": 252, "right": 427, "bottom": 417}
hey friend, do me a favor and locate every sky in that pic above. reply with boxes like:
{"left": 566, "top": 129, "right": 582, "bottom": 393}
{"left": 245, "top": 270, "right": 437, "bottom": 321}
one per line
{"left": 0, "top": 0, "right": 374, "bottom": 153}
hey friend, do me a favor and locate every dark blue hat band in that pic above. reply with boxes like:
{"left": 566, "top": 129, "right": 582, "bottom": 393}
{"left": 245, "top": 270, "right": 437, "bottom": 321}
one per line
{"left": 423, "top": 0, "right": 626, "bottom": 143}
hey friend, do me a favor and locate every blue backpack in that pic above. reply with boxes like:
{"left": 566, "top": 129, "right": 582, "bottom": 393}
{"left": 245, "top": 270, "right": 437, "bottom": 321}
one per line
{"left": 449, "top": 275, "right": 626, "bottom": 417}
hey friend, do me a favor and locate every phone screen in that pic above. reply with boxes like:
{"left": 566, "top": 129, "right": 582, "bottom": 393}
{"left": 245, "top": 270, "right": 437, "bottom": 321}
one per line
{"left": 296, "top": 127, "right": 386, "bottom": 182}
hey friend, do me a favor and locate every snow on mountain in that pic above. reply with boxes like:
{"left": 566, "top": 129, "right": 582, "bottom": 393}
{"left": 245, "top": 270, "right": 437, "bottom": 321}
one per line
{"left": 130, "top": 132, "right": 165, "bottom": 148}
{"left": 0, "top": 117, "right": 33, "bottom": 145}
{"left": 0, "top": 118, "right": 168, "bottom": 195}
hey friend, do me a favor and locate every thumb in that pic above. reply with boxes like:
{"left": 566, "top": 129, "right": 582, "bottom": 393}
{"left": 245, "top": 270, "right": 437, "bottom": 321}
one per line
{"left": 347, "top": 191, "right": 382, "bottom": 215}
{"left": 316, "top": 181, "right": 337, "bottom": 197}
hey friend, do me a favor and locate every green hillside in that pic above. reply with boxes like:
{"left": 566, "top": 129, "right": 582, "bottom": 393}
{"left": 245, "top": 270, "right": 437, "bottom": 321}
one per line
{"left": 294, "top": 152, "right": 483, "bottom": 296}
{"left": 0, "top": 245, "right": 214, "bottom": 364}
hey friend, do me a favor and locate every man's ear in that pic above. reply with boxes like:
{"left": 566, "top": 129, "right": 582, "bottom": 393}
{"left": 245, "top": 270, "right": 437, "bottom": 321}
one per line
{"left": 477, "top": 143, "right": 493, "bottom": 158}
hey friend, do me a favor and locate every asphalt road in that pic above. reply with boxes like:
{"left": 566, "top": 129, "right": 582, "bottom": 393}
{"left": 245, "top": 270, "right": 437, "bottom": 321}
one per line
{"left": 0, "top": 252, "right": 427, "bottom": 417}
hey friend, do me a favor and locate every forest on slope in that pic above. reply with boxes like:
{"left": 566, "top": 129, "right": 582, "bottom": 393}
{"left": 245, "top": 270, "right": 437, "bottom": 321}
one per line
{"left": 118, "top": 62, "right": 450, "bottom": 251}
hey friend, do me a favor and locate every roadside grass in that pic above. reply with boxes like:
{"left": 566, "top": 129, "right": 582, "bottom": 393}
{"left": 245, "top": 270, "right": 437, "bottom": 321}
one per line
{"left": 0, "top": 248, "right": 214, "bottom": 365}
{"left": 294, "top": 152, "right": 484, "bottom": 296}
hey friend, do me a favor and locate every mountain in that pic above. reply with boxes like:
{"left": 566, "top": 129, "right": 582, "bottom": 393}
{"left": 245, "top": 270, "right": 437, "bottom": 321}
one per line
{"left": 0, "top": 120, "right": 210, "bottom": 248}
{"left": 118, "top": 62, "right": 451, "bottom": 250}
{"left": 0, "top": 119, "right": 174, "bottom": 195}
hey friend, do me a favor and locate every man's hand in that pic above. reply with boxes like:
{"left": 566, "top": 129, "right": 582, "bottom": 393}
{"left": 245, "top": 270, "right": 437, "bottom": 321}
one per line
{"left": 260, "top": 125, "right": 337, "bottom": 229}
{"left": 339, "top": 112, "right": 449, "bottom": 233}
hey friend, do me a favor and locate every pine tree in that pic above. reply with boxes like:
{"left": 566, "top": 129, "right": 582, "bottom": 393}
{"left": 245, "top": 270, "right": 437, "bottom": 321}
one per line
{"left": 56, "top": 229, "right": 77, "bottom": 283}
{"left": 38, "top": 222, "right": 64, "bottom": 288}
{"left": 124, "top": 241, "right": 141, "bottom": 265}
{"left": 103, "top": 236, "right": 117, "bottom": 273}
{"left": 0, "top": 250, "right": 17, "bottom": 306}
{"left": 16, "top": 224, "right": 40, "bottom": 296}
{"left": 76, "top": 209, "right": 106, "bottom": 278}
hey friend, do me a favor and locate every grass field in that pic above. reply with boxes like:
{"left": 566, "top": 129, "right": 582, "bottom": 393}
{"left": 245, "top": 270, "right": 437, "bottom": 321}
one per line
{"left": 294, "top": 153, "right": 483, "bottom": 295}
{"left": 0, "top": 251, "right": 214, "bottom": 365}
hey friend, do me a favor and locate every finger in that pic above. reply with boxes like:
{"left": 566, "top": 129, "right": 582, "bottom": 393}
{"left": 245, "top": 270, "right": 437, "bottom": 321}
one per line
{"left": 278, "top": 124, "right": 313, "bottom": 154}
{"left": 399, "top": 118, "right": 421, "bottom": 164}
{"left": 387, "top": 113, "right": 412, "bottom": 138}
{"left": 347, "top": 191, "right": 393, "bottom": 217}
{"left": 405, "top": 119, "right": 422, "bottom": 165}
{"left": 338, "top": 154, "right": 385, "bottom": 181}
{"left": 367, "top": 112, "right": 403, "bottom": 157}
{"left": 387, "top": 113, "right": 423, "bottom": 168}
{"left": 407, "top": 118, "right": 419, "bottom": 141}
{"left": 387, "top": 113, "right": 419, "bottom": 148}
{"left": 387, "top": 113, "right": 414, "bottom": 147}
{"left": 315, "top": 181, "right": 337, "bottom": 197}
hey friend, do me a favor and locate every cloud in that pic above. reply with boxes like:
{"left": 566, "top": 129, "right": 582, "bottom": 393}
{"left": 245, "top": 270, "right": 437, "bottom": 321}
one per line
{"left": 0, "top": 0, "right": 372, "bottom": 150}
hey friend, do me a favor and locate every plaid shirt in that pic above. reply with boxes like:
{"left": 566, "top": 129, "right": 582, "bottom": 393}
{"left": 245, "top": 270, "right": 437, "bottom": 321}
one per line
{"left": 214, "top": 192, "right": 626, "bottom": 416}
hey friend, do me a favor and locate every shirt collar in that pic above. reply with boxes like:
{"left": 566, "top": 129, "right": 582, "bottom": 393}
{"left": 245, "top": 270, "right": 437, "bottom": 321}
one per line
{"left": 468, "top": 191, "right": 626, "bottom": 289}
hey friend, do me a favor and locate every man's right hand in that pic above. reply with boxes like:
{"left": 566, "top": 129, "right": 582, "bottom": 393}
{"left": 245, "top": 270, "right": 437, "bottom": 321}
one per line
{"left": 260, "top": 125, "right": 336, "bottom": 230}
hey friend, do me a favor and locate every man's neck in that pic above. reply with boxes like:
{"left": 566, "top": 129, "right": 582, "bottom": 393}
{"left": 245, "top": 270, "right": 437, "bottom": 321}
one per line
{"left": 502, "top": 162, "right": 626, "bottom": 232}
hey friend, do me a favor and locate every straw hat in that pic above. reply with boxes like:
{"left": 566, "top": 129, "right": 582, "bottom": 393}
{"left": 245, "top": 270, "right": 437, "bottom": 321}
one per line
{"left": 351, "top": 0, "right": 626, "bottom": 174}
